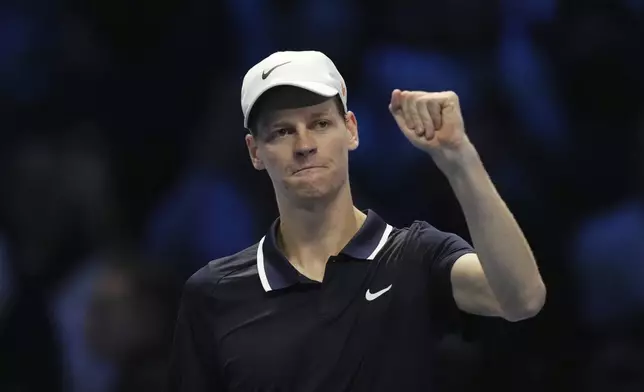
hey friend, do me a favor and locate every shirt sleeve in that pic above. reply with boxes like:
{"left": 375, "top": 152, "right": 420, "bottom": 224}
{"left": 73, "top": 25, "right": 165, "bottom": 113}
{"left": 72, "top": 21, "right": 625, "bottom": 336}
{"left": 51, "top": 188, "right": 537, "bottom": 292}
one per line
{"left": 169, "top": 278, "right": 223, "bottom": 391}
{"left": 405, "top": 221, "right": 475, "bottom": 329}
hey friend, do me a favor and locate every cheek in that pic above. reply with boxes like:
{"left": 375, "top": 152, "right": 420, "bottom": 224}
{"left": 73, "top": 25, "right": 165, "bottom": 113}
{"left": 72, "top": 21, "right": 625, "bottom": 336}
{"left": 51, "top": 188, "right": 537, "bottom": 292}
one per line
{"left": 327, "top": 137, "right": 350, "bottom": 162}
{"left": 261, "top": 149, "right": 289, "bottom": 173}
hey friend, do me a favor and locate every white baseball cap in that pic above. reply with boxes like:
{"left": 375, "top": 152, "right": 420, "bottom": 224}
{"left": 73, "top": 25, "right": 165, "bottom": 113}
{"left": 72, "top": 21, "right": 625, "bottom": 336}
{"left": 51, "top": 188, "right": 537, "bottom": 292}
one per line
{"left": 241, "top": 50, "right": 348, "bottom": 129}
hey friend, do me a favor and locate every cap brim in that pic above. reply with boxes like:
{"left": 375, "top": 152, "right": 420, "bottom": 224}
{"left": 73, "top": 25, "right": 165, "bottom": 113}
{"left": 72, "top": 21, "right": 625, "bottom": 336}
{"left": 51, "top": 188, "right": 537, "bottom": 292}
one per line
{"left": 244, "top": 81, "right": 339, "bottom": 128}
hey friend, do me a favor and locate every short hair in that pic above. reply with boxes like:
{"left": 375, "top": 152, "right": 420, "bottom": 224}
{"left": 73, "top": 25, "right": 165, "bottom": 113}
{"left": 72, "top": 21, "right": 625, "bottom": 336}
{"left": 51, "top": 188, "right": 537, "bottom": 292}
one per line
{"left": 247, "top": 88, "right": 346, "bottom": 136}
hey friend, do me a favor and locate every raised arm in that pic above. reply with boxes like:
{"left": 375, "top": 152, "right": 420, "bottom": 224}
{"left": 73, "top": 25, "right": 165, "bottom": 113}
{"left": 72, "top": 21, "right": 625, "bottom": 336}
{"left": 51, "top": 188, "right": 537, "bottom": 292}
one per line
{"left": 389, "top": 89, "right": 546, "bottom": 322}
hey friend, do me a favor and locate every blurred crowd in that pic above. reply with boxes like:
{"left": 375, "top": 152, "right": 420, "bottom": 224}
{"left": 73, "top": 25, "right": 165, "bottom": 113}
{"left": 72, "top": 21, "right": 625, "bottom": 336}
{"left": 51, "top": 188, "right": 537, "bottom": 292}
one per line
{"left": 1, "top": 0, "right": 644, "bottom": 391}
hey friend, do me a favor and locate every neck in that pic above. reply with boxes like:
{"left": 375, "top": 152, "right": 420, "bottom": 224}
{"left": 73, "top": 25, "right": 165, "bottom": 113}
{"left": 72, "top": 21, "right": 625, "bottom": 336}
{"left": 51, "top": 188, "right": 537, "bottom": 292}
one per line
{"left": 275, "top": 184, "right": 366, "bottom": 281}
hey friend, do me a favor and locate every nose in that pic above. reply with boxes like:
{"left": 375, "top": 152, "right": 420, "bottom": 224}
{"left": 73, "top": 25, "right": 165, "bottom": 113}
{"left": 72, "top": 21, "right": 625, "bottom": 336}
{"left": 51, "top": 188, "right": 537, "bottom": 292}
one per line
{"left": 293, "top": 129, "right": 317, "bottom": 158}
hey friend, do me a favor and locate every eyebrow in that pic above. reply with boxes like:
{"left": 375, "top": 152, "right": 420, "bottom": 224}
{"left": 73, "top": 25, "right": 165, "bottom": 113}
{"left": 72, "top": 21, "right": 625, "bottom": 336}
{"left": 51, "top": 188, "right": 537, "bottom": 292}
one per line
{"left": 263, "top": 110, "right": 334, "bottom": 128}
{"left": 266, "top": 120, "right": 291, "bottom": 129}
{"left": 309, "top": 111, "right": 333, "bottom": 119}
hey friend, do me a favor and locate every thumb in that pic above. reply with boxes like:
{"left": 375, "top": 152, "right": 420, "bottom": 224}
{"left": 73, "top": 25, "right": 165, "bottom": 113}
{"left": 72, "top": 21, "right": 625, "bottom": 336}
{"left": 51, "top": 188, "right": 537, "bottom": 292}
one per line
{"left": 389, "top": 91, "right": 415, "bottom": 138}
{"left": 390, "top": 106, "right": 411, "bottom": 137}
{"left": 389, "top": 89, "right": 403, "bottom": 112}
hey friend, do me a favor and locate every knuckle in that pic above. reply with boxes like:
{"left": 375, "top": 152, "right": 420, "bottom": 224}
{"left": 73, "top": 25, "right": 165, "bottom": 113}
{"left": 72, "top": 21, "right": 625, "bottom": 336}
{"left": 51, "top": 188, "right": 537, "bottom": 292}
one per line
{"left": 406, "top": 92, "right": 420, "bottom": 102}
{"left": 445, "top": 91, "right": 459, "bottom": 101}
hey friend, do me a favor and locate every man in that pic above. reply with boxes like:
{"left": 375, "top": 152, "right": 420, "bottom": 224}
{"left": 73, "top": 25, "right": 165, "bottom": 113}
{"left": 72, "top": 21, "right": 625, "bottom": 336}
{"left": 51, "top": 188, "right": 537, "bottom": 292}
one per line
{"left": 170, "top": 51, "right": 546, "bottom": 391}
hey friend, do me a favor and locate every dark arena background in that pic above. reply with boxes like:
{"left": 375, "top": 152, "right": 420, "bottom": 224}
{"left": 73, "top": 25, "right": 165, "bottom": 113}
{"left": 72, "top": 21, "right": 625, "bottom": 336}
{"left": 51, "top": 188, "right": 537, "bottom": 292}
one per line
{"left": 1, "top": 0, "right": 644, "bottom": 391}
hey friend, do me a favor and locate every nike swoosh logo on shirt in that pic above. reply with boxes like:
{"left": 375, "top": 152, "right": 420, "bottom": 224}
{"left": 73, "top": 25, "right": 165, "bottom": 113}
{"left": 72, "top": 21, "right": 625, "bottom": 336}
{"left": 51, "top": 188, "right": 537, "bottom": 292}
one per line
{"left": 365, "top": 284, "right": 393, "bottom": 301}
{"left": 262, "top": 61, "right": 291, "bottom": 79}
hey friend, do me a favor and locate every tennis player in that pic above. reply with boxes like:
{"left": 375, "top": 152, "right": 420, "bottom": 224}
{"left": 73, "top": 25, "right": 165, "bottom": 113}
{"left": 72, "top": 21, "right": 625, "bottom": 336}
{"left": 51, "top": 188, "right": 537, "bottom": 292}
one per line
{"left": 170, "top": 50, "right": 546, "bottom": 391}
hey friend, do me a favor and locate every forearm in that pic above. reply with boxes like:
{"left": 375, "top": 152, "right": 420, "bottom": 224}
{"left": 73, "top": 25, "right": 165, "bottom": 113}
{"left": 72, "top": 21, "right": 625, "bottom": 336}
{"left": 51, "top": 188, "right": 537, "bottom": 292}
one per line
{"left": 442, "top": 148, "right": 545, "bottom": 318}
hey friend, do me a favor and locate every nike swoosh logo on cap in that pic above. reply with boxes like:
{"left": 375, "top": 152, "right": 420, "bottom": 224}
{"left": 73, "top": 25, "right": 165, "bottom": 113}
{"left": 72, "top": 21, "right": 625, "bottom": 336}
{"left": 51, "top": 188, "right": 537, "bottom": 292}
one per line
{"left": 262, "top": 61, "right": 291, "bottom": 80}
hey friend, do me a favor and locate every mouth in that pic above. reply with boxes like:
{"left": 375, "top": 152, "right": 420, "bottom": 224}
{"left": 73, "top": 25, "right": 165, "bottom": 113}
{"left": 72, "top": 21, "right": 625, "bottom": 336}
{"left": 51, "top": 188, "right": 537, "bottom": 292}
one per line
{"left": 292, "top": 166, "right": 324, "bottom": 175}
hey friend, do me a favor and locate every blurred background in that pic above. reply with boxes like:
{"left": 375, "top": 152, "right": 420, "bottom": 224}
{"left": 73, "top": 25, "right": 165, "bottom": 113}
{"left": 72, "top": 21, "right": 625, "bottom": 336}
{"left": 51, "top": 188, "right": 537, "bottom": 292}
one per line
{"left": 1, "top": 0, "right": 644, "bottom": 391}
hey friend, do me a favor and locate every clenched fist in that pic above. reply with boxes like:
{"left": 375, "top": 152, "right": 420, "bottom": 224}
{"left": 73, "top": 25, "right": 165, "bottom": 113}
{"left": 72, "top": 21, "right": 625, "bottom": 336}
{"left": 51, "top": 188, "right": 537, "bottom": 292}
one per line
{"left": 389, "top": 89, "right": 476, "bottom": 169}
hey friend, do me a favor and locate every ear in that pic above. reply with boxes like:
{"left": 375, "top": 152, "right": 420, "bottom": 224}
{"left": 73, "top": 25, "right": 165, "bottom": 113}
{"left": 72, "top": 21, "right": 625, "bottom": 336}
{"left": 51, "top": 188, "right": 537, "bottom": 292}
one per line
{"left": 245, "top": 133, "right": 265, "bottom": 170}
{"left": 345, "top": 111, "right": 359, "bottom": 151}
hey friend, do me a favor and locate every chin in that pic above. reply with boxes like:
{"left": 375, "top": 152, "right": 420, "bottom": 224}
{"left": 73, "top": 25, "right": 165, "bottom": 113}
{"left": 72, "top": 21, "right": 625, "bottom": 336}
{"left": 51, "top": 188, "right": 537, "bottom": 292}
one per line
{"left": 284, "top": 179, "right": 340, "bottom": 203}
{"left": 290, "top": 183, "right": 333, "bottom": 200}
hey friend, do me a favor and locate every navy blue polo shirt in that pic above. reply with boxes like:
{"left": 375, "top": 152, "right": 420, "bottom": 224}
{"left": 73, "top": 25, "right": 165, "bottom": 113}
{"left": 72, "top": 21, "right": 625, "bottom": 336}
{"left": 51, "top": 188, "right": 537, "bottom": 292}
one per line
{"left": 170, "top": 210, "right": 474, "bottom": 391}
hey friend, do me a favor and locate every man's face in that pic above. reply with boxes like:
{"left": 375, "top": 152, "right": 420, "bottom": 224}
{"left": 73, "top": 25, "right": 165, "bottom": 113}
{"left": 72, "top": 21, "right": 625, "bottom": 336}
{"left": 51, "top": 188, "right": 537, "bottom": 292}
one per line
{"left": 245, "top": 90, "right": 359, "bottom": 203}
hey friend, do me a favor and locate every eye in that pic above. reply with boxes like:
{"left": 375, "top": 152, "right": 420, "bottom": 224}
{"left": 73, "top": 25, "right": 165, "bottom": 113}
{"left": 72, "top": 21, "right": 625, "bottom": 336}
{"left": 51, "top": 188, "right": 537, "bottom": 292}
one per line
{"left": 271, "top": 128, "right": 291, "bottom": 138}
{"left": 315, "top": 120, "right": 330, "bottom": 129}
